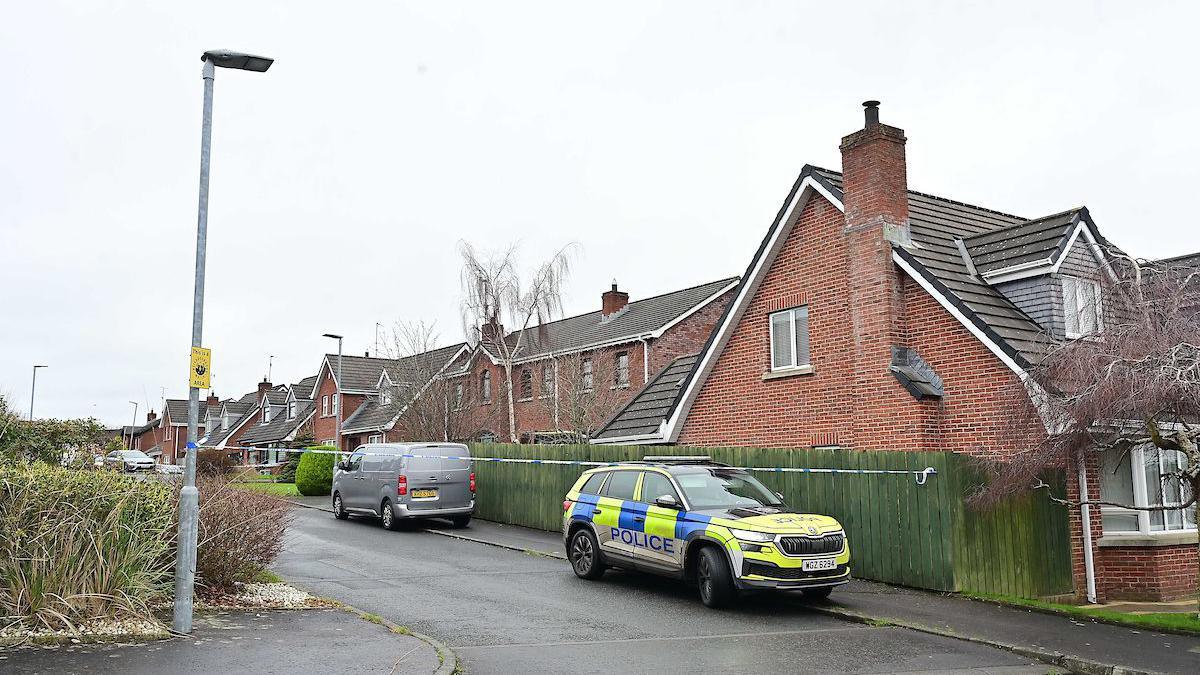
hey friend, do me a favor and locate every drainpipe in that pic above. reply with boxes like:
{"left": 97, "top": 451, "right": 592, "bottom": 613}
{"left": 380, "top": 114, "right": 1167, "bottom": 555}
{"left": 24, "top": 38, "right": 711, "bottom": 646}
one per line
{"left": 1076, "top": 453, "right": 1098, "bottom": 603}
{"left": 552, "top": 356, "right": 560, "bottom": 430}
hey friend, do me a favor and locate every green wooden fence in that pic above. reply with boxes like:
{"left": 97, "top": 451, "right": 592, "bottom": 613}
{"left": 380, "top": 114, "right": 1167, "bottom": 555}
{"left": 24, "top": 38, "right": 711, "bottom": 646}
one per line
{"left": 468, "top": 443, "right": 1073, "bottom": 598}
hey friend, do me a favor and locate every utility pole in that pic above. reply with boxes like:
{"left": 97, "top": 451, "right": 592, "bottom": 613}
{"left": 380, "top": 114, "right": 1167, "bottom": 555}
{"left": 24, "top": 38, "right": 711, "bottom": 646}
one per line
{"left": 29, "top": 364, "right": 47, "bottom": 420}
{"left": 173, "top": 49, "right": 273, "bottom": 635}
{"left": 323, "top": 334, "right": 343, "bottom": 451}
{"left": 127, "top": 401, "right": 139, "bottom": 450}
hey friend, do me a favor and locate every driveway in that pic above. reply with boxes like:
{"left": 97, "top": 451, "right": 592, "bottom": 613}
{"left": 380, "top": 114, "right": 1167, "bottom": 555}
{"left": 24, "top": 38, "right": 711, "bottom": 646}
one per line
{"left": 275, "top": 507, "right": 1053, "bottom": 674}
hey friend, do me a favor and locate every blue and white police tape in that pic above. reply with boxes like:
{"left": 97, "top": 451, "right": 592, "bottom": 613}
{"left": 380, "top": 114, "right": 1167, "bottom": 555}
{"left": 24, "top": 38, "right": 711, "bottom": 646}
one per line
{"left": 199, "top": 444, "right": 938, "bottom": 485}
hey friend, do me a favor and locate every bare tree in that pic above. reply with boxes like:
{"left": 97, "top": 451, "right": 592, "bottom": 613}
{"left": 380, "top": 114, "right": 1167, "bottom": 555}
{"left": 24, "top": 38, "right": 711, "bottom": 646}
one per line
{"left": 459, "top": 242, "right": 574, "bottom": 442}
{"left": 382, "top": 320, "right": 499, "bottom": 442}
{"left": 537, "top": 350, "right": 631, "bottom": 439}
{"left": 977, "top": 253, "right": 1200, "bottom": 609}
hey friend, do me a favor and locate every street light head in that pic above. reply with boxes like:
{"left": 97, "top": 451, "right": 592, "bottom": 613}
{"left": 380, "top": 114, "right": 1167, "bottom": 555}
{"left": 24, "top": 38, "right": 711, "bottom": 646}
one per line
{"left": 322, "top": 333, "right": 343, "bottom": 340}
{"left": 33, "top": 364, "right": 47, "bottom": 369}
{"left": 202, "top": 50, "right": 274, "bottom": 72}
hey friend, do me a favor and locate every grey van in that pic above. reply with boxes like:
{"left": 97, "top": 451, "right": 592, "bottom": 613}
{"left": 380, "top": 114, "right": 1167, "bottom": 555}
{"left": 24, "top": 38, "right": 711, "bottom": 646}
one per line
{"left": 331, "top": 443, "right": 475, "bottom": 530}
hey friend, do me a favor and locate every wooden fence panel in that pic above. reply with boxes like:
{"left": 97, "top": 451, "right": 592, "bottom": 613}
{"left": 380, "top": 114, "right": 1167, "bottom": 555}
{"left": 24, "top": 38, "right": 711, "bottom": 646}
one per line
{"left": 467, "top": 443, "right": 1072, "bottom": 598}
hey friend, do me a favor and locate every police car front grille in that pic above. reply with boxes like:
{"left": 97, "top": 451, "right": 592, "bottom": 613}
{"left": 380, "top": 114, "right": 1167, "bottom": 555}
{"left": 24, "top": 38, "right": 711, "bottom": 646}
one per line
{"left": 743, "top": 562, "right": 848, "bottom": 580}
{"left": 778, "top": 533, "right": 844, "bottom": 556}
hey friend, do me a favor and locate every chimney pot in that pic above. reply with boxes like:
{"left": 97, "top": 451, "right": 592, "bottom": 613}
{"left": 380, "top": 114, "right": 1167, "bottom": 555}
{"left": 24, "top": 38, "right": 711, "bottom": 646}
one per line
{"left": 863, "top": 100, "right": 881, "bottom": 127}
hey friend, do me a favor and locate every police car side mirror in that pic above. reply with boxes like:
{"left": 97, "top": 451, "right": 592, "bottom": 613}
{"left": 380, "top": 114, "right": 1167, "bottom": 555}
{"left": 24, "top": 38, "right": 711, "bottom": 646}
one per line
{"left": 654, "top": 495, "right": 681, "bottom": 510}
{"left": 775, "top": 491, "right": 785, "bottom": 501}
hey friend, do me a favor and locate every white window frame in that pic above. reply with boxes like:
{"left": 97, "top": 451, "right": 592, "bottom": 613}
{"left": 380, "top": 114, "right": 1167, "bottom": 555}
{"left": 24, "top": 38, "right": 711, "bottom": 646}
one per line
{"left": 262, "top": 402, "right": 271, "bottom": 424}
{"left": 1062, "top": 275, "right": 1103, "bottom": 339}
{"left": 332, "top": 393, "right": 339, "bottom": 417}
{"left": 287, "top": 401, "right": 297, "bottom": 419}
{"left": 1100, "top": 445, "right": 1196, "bottom": 536}
{"left": 769, "top": 306, "right": 811, "bottom": 372}
{"left": 614, "top": 351, "right": 630, "bottom": 388}
{"left": 581, "top": 357, "right": 594, "bottom": 392}
{"left": 322, "top": 395, "right": 329, "bottom": 417}
{"left": 380, "top": 386, "right": 392, "bottom": 406}
{"left": 368, "top": 434, "right": 383, "bottom": 444}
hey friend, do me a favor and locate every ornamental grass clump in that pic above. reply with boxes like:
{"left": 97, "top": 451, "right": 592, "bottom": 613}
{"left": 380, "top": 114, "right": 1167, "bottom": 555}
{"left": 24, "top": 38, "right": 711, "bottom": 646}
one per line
{"left": 0, "top": 463, "right": 174, "bottom": 631}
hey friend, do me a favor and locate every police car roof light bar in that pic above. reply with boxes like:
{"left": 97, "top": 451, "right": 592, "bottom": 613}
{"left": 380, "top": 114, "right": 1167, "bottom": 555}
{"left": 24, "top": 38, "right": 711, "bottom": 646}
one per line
{"left": 640, "top": 455, "right": 714, "bottom": 464}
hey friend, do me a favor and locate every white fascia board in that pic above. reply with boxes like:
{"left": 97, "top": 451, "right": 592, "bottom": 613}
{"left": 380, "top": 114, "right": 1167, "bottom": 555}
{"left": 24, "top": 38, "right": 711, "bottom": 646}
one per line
{"left": 589, "top": 433, "right": 666, "bottom": 445}
{"left": 213, "top": 412, "right": 256, "bottom": 448}
{"left": 512, "top": 334, "right": 654, "bottom": 365}
{"left": 650, "top": 280, "right": 741, "bottom": 339}
{"left": 664, "top": 176, "right": 834, "bottom": 442}
{"left": 894, "top": 252, "right": 1028, "bottom": 379}
{"left": 980, "top": 258, "right": 1055, "bottom": 284}
{"left": 1048, "top": 219, "right": 1086, "bottom": 275}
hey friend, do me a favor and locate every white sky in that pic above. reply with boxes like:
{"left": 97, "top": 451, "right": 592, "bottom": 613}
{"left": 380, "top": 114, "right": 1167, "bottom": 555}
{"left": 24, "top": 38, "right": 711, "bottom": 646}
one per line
{"left": 2, "top": 1, "right": 1196, "bottom": 427}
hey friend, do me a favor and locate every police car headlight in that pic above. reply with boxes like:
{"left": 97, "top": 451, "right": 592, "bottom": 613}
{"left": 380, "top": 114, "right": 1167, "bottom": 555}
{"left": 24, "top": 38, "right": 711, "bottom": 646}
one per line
{"left": 728, "top": 529, "right": 774, "bottom": 543}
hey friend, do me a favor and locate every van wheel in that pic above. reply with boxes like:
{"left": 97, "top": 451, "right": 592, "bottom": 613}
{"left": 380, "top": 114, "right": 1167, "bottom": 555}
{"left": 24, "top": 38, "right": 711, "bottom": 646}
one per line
{"left": 380, "top": 499, "right": 400, "bottom": 531}
{"left": 450, "top": 515, "right": 471, "bottom": 529}
{"left": 697, "top": 547, "right": 737, "bottom": 609}
{"left": 333, "top": 493, "right": 348, "bottom": 520}
{"left": 801, "top": 586, "right": 833, "bottom": 601}
{"left": 568, "top": 529, "right": 605, "bottom": 580}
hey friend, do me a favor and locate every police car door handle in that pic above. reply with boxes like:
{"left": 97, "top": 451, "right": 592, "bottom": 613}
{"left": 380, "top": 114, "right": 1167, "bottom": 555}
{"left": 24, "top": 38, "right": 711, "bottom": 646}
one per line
{"left": 633, "top": 516, "right": 645, "bottom": 523}
{"left": 593, "top": 508, "right": 603, "bottom": 515}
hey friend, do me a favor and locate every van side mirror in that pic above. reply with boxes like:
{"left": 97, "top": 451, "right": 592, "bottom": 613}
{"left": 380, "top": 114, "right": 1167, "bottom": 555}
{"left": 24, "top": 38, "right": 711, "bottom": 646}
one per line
{"left": 654, "top": 494, "right": 681, "bottom": 510}
{"left": 336, "top": 461, "right": 348, "bottom": 472}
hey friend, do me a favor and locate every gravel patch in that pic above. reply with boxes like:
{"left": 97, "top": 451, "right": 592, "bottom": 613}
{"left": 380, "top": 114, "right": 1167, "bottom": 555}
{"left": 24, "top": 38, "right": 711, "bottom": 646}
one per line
{"left": 197, "top": 582, "right": 329, "bottom": 610}
{"left": 0, "top": 617, "right": 168, "bottom": 647}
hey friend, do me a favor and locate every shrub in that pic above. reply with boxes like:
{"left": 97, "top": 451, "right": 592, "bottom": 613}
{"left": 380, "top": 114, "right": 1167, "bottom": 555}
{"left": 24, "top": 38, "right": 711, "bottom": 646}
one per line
{"left": 196, "top": 448, "right": 238, "bottom": 476}
{"left": 276, "top": 450, "right": 304, "bottom": 483}
{"left": 0, "top": 463, "right": 175, "bottom": 629}
{"left": 192, "top": 474, "right": 291, "bottom": 593}
{"left": 295, "top": 447, "right": 336, "bottom": 496}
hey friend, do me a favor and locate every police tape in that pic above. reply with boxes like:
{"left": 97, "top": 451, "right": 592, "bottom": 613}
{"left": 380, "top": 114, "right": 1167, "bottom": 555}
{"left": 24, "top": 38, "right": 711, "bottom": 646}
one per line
{"left": 199, "top": 444, "right": 938, "bottom": 485}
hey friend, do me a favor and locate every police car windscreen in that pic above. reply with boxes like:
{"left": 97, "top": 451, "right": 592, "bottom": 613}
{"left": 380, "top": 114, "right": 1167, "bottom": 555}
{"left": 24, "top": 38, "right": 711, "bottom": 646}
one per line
{"left": 675, "top": 469, "right": 783, "bottom": 510}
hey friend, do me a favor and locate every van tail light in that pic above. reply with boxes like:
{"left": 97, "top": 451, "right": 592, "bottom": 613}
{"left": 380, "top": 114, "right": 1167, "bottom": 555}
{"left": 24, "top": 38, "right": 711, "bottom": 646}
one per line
{"left": 397, "top": 474, "right": 408, "bottom": 496}
{"left": 469, "top": 472, "right": 476, "bottom": 493}
{"left": 563, "top": 500, "right": 572, "bottom": 512}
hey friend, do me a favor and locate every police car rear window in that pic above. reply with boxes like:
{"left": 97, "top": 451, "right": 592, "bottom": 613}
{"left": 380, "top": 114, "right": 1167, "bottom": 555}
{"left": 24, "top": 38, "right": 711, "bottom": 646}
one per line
{"left": 579, "top": 472, "right": 607, "bottom": 495}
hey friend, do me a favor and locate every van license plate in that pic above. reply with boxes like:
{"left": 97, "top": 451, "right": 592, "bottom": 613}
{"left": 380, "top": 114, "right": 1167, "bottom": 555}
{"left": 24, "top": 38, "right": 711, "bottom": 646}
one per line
{"left": 411, "top": 488, "right": 438, "bottom": 499}
{"left": 802, "top": 558, "right": 836, "bottom": 572}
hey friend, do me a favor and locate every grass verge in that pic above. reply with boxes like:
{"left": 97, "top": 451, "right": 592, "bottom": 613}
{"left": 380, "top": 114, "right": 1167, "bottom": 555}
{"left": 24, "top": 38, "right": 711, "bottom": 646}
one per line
{"left": 964, "top": 591, "right": 1200, "bottom": 636}
{"left": 235, "top": 481, "right": 300, "bottom": 498}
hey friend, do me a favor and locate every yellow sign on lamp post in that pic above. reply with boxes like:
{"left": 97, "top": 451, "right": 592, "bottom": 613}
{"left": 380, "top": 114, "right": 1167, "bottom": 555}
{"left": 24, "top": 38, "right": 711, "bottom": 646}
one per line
{"left": 189, "top": 347, "right": 211, "bottom": 389}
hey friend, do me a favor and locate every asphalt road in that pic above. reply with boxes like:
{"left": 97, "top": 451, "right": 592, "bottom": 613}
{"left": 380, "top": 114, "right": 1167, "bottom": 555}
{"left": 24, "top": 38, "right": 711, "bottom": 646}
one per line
{"left": 275, "top": 508, "right": 1053, "bottom": 674}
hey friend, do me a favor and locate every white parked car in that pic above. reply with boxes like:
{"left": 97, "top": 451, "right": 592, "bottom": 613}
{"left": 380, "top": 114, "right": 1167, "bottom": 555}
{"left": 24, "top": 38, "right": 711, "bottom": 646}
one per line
{"left": 104, "top": 449, "right": 156, "bottom": 472}
{"left": 156, "top": 463, "right": 184, "bottom": 475}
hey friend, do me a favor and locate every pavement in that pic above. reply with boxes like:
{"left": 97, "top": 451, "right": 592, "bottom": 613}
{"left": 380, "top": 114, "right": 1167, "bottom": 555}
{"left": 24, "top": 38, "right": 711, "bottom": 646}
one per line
{"left": 290, "top": 495, "right": 1200, "bottom": 674}
{"left": 277, "top": 502, "right": 1062, "bottom": 674}
{"left": 0, "top": 608, "right": 444, "bottom": 675}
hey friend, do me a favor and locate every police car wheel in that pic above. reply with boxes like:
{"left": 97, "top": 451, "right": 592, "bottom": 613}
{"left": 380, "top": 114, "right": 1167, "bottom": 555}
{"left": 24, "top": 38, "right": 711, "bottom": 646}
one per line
{"left": 569, "top": 529, "right": 605, "bottom": 580}
{"left": 333, "top": 493, "right": 348, "bottom": 520}
{"left": 381, "top": 499, "right": 400, "bottom": 531}
{"left": 697, "top": 547, "right": 736, "bottom": 609}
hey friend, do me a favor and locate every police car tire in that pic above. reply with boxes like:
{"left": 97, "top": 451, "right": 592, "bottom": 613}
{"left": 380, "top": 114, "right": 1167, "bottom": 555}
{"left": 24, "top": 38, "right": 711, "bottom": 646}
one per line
{"left": 333, "top": 493, "right": 348, "bottom": 520}
{"left": 697, "top": 547, "right": 736, "bottom": 609}
{"left": 569, "top": 529, "right": 605, "bottom": 580}
{"left": 801, "top": 586, "right": 833, "bottom": 601}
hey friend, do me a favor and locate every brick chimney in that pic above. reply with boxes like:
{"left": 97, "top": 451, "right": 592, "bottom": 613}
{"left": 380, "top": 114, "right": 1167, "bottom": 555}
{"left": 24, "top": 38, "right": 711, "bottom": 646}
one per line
{"left": 840, "top": 101, "right": 916, "bottom": 449}
{"left": 602, "top": 280, "right": 629, "bottom": 318}
{"left": 206, "top": 393, "right": 220, "bottom": 409}
{"left": 146, "top": 409, "right": 157, "bottom": 423}
{"left": 480, "top": 320, "right": 504, "bottom": 347}
{"left": 257, "top": 380, "right": 272, "bottom": 396}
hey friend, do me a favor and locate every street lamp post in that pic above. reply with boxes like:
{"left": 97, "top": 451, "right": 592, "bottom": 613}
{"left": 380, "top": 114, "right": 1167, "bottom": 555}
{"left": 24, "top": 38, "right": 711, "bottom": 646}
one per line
{"left": 323, "top": 334, "right": 343, "bottom": 452}
{"left": 127, "top": 401, "right": 139, "bottom": 451}
{"left": 29, "top": 365, "right": 46, "bottom": 420}
{"left": 174, "top": 49, "right": 273, "bottom": 635}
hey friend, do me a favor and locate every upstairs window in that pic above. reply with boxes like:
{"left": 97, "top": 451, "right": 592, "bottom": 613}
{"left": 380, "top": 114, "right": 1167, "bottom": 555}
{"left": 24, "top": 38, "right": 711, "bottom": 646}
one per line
{"left": 481, "top": 370, "right": 492, "bottom": 403}
{"left": 322, "top": 395, "right": 329, "bottom": 417}
{"left": 581, "top": 358, "right": 594, "bottom": 392}
{"left": 287, "top": 401, "right": 296, "bottom": 419}
{"left": 332, "top": 393, "right": 339, "bottom": 417}
{"left": 519, "top": 369, "right": 533, "bottom": 400}
{"left": 542, "top": 364, "right": 555, "bottom": 397}
{"left": 614, "top": 352, "right": 630, "bottom": 388}
{"left": 1062, "top": 276, "right": 1103, "bottom": 338}
{"left": 262, "top": 402, "right": 271, "bottom": 424}
{"left": 454, "top": 382, "right": 464, "bottom": 410}
{"left": 222, "top": 413, "right": 230, "bottom": 430}
{"left": 380, "top": 386, "right": 392, "bottom": 406}
{"left": 770, "top": 306, "right": 811, "bottom": 371}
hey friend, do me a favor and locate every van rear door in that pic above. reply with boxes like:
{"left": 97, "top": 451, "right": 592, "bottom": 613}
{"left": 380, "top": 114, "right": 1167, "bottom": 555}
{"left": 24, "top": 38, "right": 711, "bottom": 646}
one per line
{"left": 437, "top": 445, "right": 473, "bottom": 509}
{"left": 403, "top": 449, "right": 443, "bottom": 510}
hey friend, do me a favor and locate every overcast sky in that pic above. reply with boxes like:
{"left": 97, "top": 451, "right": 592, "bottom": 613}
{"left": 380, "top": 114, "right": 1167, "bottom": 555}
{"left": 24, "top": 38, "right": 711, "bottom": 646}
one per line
{"left": 2, "top": 1, "right": 1196, "bottom": 427}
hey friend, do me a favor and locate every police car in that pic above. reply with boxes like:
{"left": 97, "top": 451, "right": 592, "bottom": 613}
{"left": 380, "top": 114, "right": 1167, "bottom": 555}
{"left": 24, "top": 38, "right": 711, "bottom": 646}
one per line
{"left": 562, "top": 456, "right": 850, "bottom": 608}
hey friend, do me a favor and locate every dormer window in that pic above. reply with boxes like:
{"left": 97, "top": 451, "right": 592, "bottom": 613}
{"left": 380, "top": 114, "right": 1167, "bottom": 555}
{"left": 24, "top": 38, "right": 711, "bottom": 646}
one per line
{"left": 380, "top": 386, "right": 392, "bottom": 406}
{"left": 222, "top": 413, "right": 230, "bottom": 430}
{"left": 1062, "top": 276, "right": 1103, "bottom": 338}
{"left": 262, "top": 402, "right": 271, "bottom": 424}
{"left": 288, "top": 401, "right": 297, "bottom": 419}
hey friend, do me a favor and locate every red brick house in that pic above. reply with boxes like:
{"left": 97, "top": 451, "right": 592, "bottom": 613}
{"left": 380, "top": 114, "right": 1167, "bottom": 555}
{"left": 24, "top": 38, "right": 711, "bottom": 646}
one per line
{"left": 595, "top": 102, "right": 1196, "bottom": 601}
{"left": 463, "top": 278, "right": 737, "bottom": 443}
{"left": 159, "top": 396, "right": 222, "bottom": 465}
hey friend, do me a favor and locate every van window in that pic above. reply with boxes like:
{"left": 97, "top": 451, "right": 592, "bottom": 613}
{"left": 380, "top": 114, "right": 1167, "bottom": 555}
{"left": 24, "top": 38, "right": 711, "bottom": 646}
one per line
{"left": 604, "top": 471, "right": 639, "bottom": 501}
{"left": 579, "top": 472, "right": 607, "bottom": 495}
{"left": 346, "top": 452, "right": 364, "bottom": 472}
{"left": 640, "top": 472, "right": 679, "bottom": 504}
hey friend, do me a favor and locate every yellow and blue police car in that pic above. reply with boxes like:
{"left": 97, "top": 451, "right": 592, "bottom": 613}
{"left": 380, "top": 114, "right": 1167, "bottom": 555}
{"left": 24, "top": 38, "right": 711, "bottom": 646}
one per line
{"left": 562, "top": 456, "right": 850, "bottom": 608}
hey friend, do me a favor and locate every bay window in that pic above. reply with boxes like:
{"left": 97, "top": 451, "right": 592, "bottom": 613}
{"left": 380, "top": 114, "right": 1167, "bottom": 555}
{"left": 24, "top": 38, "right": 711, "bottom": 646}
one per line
{"left": 1100, "top": 445, "right": 1196, "bottom": 535}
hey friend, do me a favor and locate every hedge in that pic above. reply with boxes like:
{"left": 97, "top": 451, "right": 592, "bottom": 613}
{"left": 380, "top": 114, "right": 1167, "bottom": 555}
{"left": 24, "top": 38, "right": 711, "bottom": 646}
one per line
{"left": 295, "top": 447, "right": 336, "bottom": 496}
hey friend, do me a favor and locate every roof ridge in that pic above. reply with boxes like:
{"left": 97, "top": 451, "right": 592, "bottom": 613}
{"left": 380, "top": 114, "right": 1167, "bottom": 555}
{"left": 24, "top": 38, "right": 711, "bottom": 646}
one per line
{"left": 512, "top": 276, "right": 738, "bottom": 336}
{"left": 961, "top": 208, "right": 1082, "bottom": 243}
{"left": 805, "top": 165, "right": 1027, "bottom": 221}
